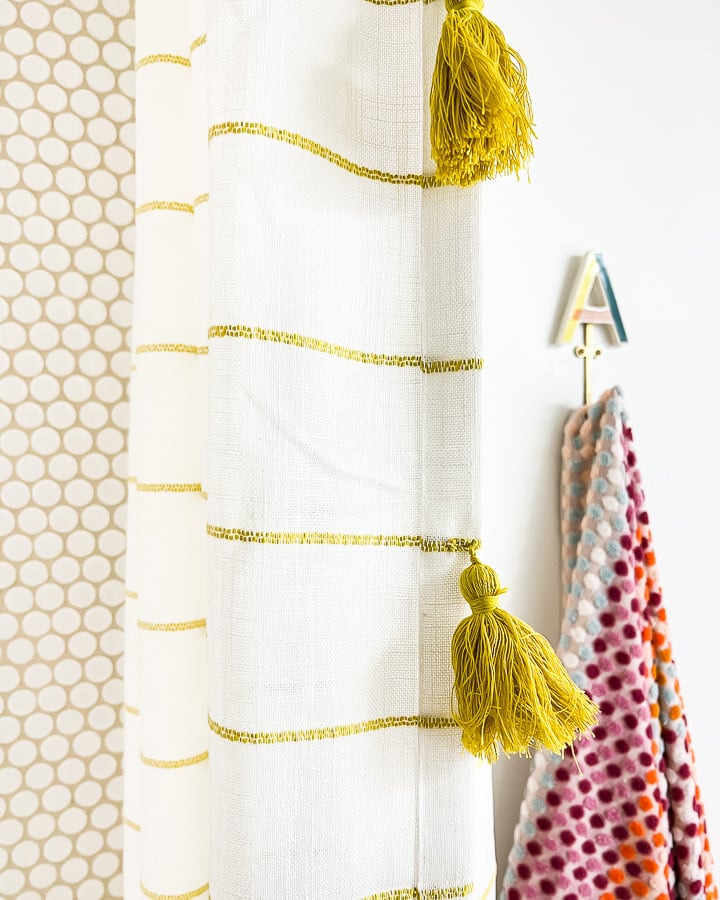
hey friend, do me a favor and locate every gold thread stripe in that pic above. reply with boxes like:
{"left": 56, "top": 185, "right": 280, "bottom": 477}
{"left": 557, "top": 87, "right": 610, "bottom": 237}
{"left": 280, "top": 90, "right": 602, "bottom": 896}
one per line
{"left": 140, "top": 883, "right": 208, "bottom": 900}
{"left": 136, "top": 200, "right": 194, "bottom": 216}
{"left": 123, "top": 816, "right": 141, "bottom": 832}
{"left": 135, "top": 482, "right": 204, "bottom": 494}
{"left": 136, "top": 53, "right": 191, "bottom": 69}
{"left": 361, "top": 883, "right": 474, "bottom": 900}
{"left": 208, "top": 325, "right": 483, "bottom": 373}
{"left": 136, "top": 197, "right": 208, "bottom": 216}
{"left": 190, "top": 34, "right": 207, "bottom": 53}
{"left": 206, "top": 527, "right": 478, "bottom": 554}
{"left": 137, "top": 619, "right": 207, "bottom": 632}
{"left": 136, "top": 343, "right": 209, "bottom": 355}
{"left": 123, "top": 703, "right": 140, "bottom": 715}
{"left": 365, "top": 0, "right": 437, "bottom": 4}
{"left": 362, "top": 872, "right": 494, "bottom": 900}
{"left": 422, "top": 359, "right": 484, "bottom": 373}
{"left": 208, "top": 713, "right": 455, "bottom": 745}
{"left": 141, "top": 750, "right": 209, "bottom": 769}
{"left": 126, "top": 589, "right": 139, "bottom": 599}
{"left": 208, "top": 122, "right": 438, "bottom": 188}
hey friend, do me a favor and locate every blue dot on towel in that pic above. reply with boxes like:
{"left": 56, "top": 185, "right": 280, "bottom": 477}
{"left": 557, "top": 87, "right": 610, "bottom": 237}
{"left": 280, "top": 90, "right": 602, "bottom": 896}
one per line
{"left": 606, "top": 541, "right": 621, "bottom": 559}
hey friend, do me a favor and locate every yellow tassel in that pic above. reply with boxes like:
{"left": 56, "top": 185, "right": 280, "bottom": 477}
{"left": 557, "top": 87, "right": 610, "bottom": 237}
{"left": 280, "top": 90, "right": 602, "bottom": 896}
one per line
{"left": 430, "top": 0, "right": 535, "bottom": 186}
{"left": 451, "top": 554, "right": 598, "bottom": 762}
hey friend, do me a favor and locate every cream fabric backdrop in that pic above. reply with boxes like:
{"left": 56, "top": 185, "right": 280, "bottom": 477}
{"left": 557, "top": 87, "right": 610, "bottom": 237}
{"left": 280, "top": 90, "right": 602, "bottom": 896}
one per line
{"left": 206, "top": 1, "right": 495, "bottom": 897}
{"left": 123, "top": 0, "right": 209, "bottom": 897}
{"left": 0, "top": 0, "right": 133, "bottom": 896}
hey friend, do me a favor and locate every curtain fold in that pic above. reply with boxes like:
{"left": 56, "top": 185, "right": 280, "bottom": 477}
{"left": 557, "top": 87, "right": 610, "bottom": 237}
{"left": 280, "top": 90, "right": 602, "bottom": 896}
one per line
{"left": 205, "top": 1, "right": 494, "bottom": 897}
{"left": 123, "top": 0, "right": 210, "bottom": 897}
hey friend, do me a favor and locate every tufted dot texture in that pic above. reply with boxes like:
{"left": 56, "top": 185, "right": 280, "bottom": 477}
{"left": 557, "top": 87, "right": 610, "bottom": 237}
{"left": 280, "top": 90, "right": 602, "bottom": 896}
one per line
{"left": 501, "top": 387, "right": 716, "bottom": 900}
{"left": 0, "top": 0, "right": 133, "bottom": 896}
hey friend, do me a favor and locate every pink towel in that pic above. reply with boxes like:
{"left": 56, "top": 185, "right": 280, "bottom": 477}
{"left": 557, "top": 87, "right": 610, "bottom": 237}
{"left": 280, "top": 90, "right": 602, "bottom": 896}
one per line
{"left": 501, "top": 387, "right": 715, "bottom": 900}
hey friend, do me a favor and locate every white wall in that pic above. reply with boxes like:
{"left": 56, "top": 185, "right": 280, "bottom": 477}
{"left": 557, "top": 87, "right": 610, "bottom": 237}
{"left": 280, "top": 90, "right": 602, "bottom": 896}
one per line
{"left": 481, "top": 0, "right": 720, "bottom": 887}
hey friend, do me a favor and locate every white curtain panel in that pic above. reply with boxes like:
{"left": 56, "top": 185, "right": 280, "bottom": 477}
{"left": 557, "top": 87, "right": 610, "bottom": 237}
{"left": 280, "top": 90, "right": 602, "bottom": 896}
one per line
{"left": 205, "top": 1, "right": 494, "bottom": 898}
{"left": 123, "top": 0, "right": 210, "bottom": 898}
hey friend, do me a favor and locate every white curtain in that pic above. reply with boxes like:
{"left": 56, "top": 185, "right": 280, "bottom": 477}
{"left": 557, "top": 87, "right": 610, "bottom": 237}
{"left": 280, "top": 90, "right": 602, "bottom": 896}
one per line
{"left": 205, "top": 1, "right": 494, "bottom": 897}
{"left": 125, "top": 1, "right": 493, "bottom": 896}
{"left": 123, "top": 0, "right": 210, "bottom": 897}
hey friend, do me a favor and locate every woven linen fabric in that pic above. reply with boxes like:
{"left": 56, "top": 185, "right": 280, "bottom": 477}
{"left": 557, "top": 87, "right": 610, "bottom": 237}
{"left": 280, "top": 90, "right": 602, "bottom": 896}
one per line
{"left": 205, "top": 0, "right": 495, "bottom": 897}
{"left": 0, "top": 0, "right": 134, "bottom": 895}
{"left": 501, "top": 388, "right": 716, "bottom": 900}
{"left": 123, "top": 0, "right": 210, "bottom": 897}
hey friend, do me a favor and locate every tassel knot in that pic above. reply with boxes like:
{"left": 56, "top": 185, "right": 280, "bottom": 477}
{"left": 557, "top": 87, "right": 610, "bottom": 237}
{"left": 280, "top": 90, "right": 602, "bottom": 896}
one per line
{"left": 446, "top": 0, "right": 484, "bottom": 11}
{"left": 467, "top": 594, "right": 499, "bottom": 615}
{"left": 459, "top": 559, "right": 505, "bottom": 609}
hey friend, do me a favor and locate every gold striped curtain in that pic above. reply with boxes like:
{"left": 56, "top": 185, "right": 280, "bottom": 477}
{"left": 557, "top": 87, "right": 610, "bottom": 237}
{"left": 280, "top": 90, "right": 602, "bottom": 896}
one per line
{"left": 125, "top": 1, "right": 495, "bottom": 896}
{"left": 205, "top": 0, "right": 495, "bottom": 897}
{"left": 123, "top": 0, "right": 209, "bottom": 897}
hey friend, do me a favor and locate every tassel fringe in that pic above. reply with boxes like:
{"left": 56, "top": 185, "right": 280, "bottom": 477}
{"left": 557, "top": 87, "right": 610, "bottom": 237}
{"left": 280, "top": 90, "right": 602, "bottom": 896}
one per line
{"left": 430, "top": 0, "right": 535, "bottom": 186}
{"left": 451, "top": 557, "right": 598, "bottom": 762}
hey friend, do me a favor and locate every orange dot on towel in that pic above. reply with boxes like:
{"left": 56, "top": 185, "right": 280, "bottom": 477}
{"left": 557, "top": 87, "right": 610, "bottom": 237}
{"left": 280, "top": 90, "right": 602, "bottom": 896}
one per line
{"left": 638, "top": 796, "right": 653, "bottom": 812}
{"left": 631, "top": 881, "right": 650, "bottom": 897}
{"left": 646, "top": 551, "right": 656, "bottom": 566}
{"left": 652, "top": 833, "right": 666, "bottom": 847}
{"left": 669, "top": 706, "right": 681, "bottom": 720}
{"left": 609, "top": 869, "right": 625, "bottom": 884}
{"left": 646, "top": 770, "right": 658, "bottom": 785}
{"left": 642, "top": 859, "right": 659, "bottom": 874}
{"left": 620, "top": 844, "right": 636, "bottom": 860}
{"left": 629, "top": 821, "right": 645, "bottom": 837}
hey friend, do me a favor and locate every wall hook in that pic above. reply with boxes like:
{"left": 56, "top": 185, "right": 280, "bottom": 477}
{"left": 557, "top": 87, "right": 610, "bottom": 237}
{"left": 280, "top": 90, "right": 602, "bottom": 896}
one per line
{"left": 556, "top": 251, "right": 628, "bottom": 405}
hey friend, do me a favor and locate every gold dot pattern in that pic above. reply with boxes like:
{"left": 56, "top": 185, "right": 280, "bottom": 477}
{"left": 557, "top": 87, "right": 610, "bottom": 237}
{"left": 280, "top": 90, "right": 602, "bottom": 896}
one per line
{"left": 0, "top": 0, "right": 133, "bottom": 896}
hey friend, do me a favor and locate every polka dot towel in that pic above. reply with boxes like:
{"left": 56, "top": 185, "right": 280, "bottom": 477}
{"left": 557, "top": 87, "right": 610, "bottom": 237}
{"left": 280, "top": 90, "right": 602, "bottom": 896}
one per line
{"left": 502, "top": 387, "right": 716, "bottom": 900}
